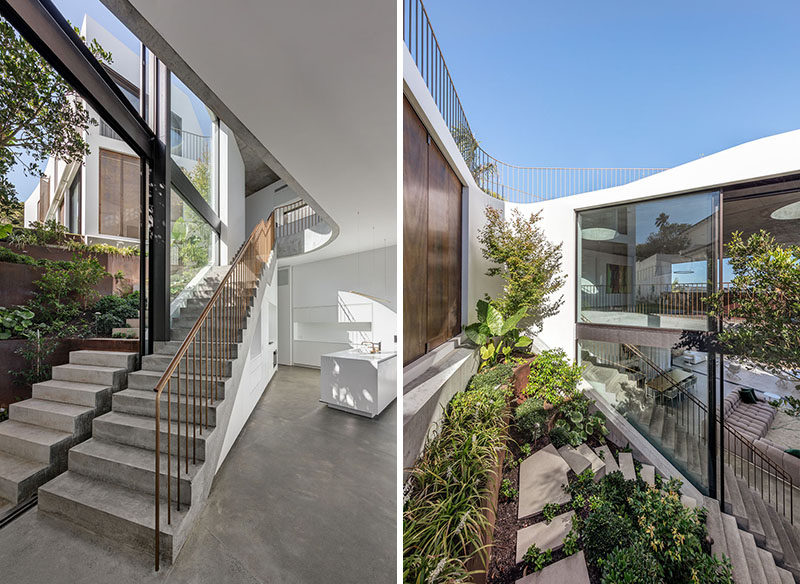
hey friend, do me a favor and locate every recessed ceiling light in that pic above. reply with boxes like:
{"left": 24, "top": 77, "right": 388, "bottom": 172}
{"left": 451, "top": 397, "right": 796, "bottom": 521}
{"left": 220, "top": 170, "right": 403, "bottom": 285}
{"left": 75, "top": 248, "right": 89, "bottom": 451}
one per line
{"left": 770, "top": 200, "right": 800, "bottom": 220}
{"left": 581, "top": 227, "right": 617, "bottom": 241}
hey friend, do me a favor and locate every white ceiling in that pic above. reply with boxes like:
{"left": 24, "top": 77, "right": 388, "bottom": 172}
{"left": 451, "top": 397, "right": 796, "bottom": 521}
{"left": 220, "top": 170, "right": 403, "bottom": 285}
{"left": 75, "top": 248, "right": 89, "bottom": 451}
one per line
{"left": 124, "top": 0, "right": 397, "bottom": 264}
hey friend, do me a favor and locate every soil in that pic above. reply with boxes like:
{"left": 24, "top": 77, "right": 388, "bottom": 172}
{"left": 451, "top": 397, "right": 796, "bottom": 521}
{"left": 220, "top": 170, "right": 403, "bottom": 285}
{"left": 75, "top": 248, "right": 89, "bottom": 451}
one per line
{"left": 486, "top": 420, "right": 620, "bottom": 584}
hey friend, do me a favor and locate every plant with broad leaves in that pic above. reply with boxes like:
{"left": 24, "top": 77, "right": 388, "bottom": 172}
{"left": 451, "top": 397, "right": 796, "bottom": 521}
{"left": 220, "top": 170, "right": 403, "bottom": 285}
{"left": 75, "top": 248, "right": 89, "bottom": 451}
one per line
{"left": 464, "top": 299, "right": 532, "bottom": 370}
{"left": 0, "top": 305, "right": 34, "bottom": 339}
{"left": 522, "top": 543, "right": 551, "bottom": 572}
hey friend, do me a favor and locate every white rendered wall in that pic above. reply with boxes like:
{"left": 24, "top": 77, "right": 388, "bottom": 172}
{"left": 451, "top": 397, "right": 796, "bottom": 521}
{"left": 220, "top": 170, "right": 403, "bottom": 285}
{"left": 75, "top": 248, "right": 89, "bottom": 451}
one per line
{"left": 220, "top": 122, "right": 246, "bottom": 263}
{"left": 289, "top": 245, "right": 397, "bottom": 367}
{"left": 217, "top": 262, "right": 278, "bottom": 467}
{"left": 245, "top": 180, "right": 300, "bottom": 234}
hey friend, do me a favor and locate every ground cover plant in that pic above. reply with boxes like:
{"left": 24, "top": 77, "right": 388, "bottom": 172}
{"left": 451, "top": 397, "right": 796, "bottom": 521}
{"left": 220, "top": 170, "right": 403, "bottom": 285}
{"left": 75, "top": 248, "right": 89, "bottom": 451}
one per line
{"left": 403, "top": 364, "right": 514, "bottom": 584}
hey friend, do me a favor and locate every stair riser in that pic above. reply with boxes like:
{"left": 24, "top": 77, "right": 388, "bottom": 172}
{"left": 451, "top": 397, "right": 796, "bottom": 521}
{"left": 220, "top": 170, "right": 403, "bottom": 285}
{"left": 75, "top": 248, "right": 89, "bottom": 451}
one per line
{"left": 69, "top": 352, "right": 137, "bottom": 370}
{"left": 32, "top": 385, "right": 110, "bottom": 411}
{"left": 38, "top": 488, "right": 176, "bottom": 564}
{"left": 92, "top": 419, "right": 207, "bottom": 461}
{"left": 127, "top": 375, "right": 226, "bottom": 398}
{"left": 113, "top": 394, "right": 218, "bottom": 427}
{"left": 141, "top": 356, "right": 233, "bottom": 377}
{"left": 52, "top": 367, "right": 127, "bottom": 389}
{"left": 0, "top": 433, "right": 72, "bottom": 465}
{"left": 68, "top": 449, "right": 193, "bottom": 505}
{"left": 9, "top": 404, "right": 94, "bottom": 437}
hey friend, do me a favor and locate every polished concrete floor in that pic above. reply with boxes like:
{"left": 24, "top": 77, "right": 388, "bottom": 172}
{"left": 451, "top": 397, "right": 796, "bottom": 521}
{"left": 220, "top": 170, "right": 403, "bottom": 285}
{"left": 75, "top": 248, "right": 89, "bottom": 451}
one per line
{"left": 0, "top": 366, "right": 397, "bottom": 583}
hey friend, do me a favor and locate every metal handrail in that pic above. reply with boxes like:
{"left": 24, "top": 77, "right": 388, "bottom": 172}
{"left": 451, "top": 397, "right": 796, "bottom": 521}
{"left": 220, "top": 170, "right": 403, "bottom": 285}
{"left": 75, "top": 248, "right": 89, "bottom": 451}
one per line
{"left": 403, "top": 0, "right": 668, "bottom": 202}
{"left": 274, "top": 200, "right": 322, "bottom": 238}
{"left": 152, "top": 215, "right": 275, "bottom": 570}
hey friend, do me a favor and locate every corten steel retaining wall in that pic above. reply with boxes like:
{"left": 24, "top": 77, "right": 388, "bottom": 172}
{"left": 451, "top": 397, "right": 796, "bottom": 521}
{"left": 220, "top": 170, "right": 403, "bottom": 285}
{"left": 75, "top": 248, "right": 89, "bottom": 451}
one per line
{"left": 0, "top": 338, "right": 139, "bottom": 407}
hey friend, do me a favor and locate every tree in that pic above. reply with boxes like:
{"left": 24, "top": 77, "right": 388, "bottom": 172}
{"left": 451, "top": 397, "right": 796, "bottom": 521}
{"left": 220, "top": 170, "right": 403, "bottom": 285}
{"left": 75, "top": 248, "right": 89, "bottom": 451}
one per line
{"left": 635, "top": 213, "right": 692, "bottom": 260}
{"left": 0, "top": 17, "right": 111, "bottom": 216}
{"left": 477, "top": 206, "right": 565, "bottom": 331}
{"left": 683, "top": 230, "right": 800, "bottom": 387}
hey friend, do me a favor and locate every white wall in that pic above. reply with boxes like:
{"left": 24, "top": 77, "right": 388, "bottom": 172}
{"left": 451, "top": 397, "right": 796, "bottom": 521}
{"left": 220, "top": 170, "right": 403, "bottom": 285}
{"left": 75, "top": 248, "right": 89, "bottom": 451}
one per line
{"left": 245, "top": 180, "right": 300, "bottom": 234}
{"left": 220, "top": 121, "right": 246, "bottom": 263}
{"left": 288, "top": 245, "right": 397, "bottom": 367}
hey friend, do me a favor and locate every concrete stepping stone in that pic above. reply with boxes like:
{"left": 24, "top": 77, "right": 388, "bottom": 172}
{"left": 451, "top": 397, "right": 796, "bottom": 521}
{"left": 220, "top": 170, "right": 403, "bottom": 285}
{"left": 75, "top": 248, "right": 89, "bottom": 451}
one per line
{"left": 681, "top": 494, "right": 698, "bottom": 509}
{"left": 557, "top": 445, "right": 590, "bottom": 476}
{"left": 618, "top": 451, "right": 636, "bottom": 481}
{"left": 518, "top": 443, "right": 571, "bottom": 519}
{"left": 640, "top": 464, "right": 655, "bottom": 487}
{"left": 576, "top": 443, "right": 605, "bottom": 481}
{"left": 593, "top": 445, "right": 619, "bottom": 474}
{"left": 515, "top": 511, "right": 574, "bottom": 563}
{"left": 516, "top": 550, "right": 590, "bottom": 584}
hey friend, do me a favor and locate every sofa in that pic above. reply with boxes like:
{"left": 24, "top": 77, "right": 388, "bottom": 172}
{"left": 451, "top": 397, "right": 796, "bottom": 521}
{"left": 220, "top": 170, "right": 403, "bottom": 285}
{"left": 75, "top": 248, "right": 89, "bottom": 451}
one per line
{"left": 722, "top": 390, "right": 776, "bottom": 444}
{"left": 754, "top": 436, "right": 800, "bottom": 485}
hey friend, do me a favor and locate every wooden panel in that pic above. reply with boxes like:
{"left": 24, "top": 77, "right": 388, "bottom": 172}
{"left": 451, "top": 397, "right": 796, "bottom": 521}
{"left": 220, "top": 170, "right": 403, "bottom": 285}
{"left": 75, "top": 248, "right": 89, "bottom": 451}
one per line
{"left": 426, "top": 140, "right": 452, "bottom": 348}
{"left": 403, "top": 97, "right": 429, "bottom": 364}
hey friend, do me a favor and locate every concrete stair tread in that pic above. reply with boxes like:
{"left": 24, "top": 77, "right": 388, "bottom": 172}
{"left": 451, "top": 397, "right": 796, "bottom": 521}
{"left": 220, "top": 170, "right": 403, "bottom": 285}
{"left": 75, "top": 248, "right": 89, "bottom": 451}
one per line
{"left": 593, "top": 445, "right": 619, "bottom": 474}
{"left": 39, "top": 470, "right": 187, "bottom": 537}
{"left": 55, "top": 363, "right": 126, "bottom": 374}
{"left": 736, "top": 478, "right": 766, "bottom": 545}
{"left": 776, "top": 566, "right": 795, "bottom": 584}
{"left": 71, "top": 438, "right": 202, "bottom": 482}
{"left": 515, "top": 511, "right": 574, "bottom": 563}
{"left": 515, "top": 550, "right": 590, "bottom": 584}
{"left": 702, "top": 497, "right": 728, "bottom": 561}
{"left": 722, "top": 513, "right": 752, "bottom": 584}
{"left": 33, "top": 379, "right": 110, "bottom": 394}
{"left": 640, "top": 464, "right": 655, "bottom": 487}
{"left": 724, "top": 465, "right": 748, "bottom": 529}
{"left": 69, "top": 351, "right": 137, "bottom": 368}
{"left": 94, "top": 411, "right": 212, "bottom": 444}
{"left": 618, "top": 451, "right": 636, "bottom": 481}
{"left": 764, "top": 501, "right": 800, "bottom": 571}
{"left": 758, "top": 547, "right": 781, "bottom": 584}
{"left": 0, "top": 420, "right": 72, "bottom": 447}
{"left": 115, "top": 388, "right": 220, "bottom": 406}
{"left": 749, "top": 491, "right": 783, "bottom": 563}
{"left": 556, "top": 445, "right": 591, "bottom": 476}
{"left": 11, "top": 399, "right": 94, "bottom": 418}
{"left": 740, "top": 529, "right": 768, "bottom": 584}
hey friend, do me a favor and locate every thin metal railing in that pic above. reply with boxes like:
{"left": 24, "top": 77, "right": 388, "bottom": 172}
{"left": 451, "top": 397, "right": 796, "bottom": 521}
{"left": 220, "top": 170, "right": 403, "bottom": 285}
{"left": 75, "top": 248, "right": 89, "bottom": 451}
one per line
{"left": 152, "top": 215, "right": 274, "bottom": 570}
{"left": 274, "top": 200, "right": 322, "bottom": 238}
{"left": 403, "top": 0, "right": 668, "bottom": 202}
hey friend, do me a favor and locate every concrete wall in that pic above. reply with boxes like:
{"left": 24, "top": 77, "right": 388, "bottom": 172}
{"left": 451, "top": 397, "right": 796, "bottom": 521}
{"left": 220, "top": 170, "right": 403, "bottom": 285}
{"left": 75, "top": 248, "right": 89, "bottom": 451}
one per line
{"left": 245, "top": 181, "right": 300, "bottom": 234}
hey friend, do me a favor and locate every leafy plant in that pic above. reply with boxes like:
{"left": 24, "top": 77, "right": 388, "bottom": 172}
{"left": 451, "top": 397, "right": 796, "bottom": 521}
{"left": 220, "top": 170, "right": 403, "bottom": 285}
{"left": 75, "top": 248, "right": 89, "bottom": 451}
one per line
{"left": 549, "top": 395, "right": 607, "bottom": 448}
{"left": 0, "top": 305, "right": 34, "bottom": 339}
{"left": 526, "top": 348, "right": 584, "bottom": 405}
{"left": 7, "top": 220, "right": 70, "bottom": 246}
{"left": 91, "top": 292, "right": 139, "bottom": 337}
{"left": 563, "top": 526, "right": 579, "bottom": 557}
{"left": 583, "top": 499, "right": 633, "bottom": 565}
{"left": 468, "top": 362, "right": 515, "bottom": 393}
{"left": 500, "top": 478, "right": 517, "bottom": 501}
{"left": 11, "top": 326, "right": 58, "bottom": 385}
{"left": 27, "top": 254, "right": 107, "bottom": 324}
{"left": 464, "top": 299, "right": 532, "bottom": 370}
{"left": 515, "top": 397, "right": 549, "bottom": 441}
{"left": 520, "top": 442, "right": 532, "bottom": 458}
{"left": 521, "top": 543, "right": 551, "bottom": 572}
{"left": 477, "top": 206, "right": 565, "bottom": 329}
{"left": 600, "top": 541, "right": 661, "bottom": 584}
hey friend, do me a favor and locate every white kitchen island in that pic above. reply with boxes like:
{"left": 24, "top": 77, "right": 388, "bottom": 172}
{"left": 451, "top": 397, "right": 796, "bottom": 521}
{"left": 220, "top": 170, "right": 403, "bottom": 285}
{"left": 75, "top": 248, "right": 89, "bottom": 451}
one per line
{"left": 320, "top": 349, "right": 397, "bottom": 418}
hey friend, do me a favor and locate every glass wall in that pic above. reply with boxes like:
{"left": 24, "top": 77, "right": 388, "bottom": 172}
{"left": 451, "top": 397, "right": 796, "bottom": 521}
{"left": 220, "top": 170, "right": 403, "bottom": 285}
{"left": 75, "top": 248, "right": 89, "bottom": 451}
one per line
{"left": 579, "top": 339, "right": 711, "bottom": 493}
{"left": 169, "top": 188, "right": 217, "bottom": 303}
{"left": 578, "top": 191, "right": 718, "bottom": 330}
{"left": 170, "top": 73, "right": 218, "bottom": 211}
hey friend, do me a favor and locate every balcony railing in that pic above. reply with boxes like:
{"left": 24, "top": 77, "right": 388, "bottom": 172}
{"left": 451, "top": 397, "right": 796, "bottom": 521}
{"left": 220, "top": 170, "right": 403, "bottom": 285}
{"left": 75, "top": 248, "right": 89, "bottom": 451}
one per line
{"left": 274, "top": 200, "right": 323, "bottom": 239}
{"left": 403, "top": 0, "right": 668, "bottom": 202}
{"left": 171, "top": 130, "right": 210, "bottom": 162}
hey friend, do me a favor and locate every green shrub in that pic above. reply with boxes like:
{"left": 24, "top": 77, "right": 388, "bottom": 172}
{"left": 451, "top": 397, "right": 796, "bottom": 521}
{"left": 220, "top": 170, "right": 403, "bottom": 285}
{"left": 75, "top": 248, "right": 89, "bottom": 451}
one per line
{"left": 500, "top": 478, "right": 517, "bottom": 501}
{"left": 7, "top": 220, "right": 70, "bottom": 246}
{"left": 583, "top": 500, "right": 633, "bottom": 564}
{"left": 0, "top": 246, "right": 40, "bottom": 266}
{"left": 600, "top": 542, "right": 661, "bottom": 584}
{"left": 526, "top": 348, "right": 584, "bottom": 405}
{"left": 28, "top": 255, "right": 108, "bottom": 325}
{"left": 92, "top": 292, "right": 139, "bottom": 336}
{"left": 515, "top": 397, "right": 548, "bottom": 441}
{"left": 469, "top": 362, "right": 515, "bottom": 393}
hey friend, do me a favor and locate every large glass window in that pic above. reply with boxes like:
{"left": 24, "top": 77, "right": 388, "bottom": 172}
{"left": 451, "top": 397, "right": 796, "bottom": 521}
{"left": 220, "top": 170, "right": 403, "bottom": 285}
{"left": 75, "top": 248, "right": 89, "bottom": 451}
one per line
{"left": 579, "top": 339, "right": 710, "bottom": 493}
{"left": 169, "top": 189, "right": 217, "bottom": 302}
{"left": 99, "top": 149, "right": 140, "bottom": 238}
{"left": 170, "top": 74, "right": 217, "bottom": 211}
{"left": 578, "top": 191, "right": 717, "bottom": 330}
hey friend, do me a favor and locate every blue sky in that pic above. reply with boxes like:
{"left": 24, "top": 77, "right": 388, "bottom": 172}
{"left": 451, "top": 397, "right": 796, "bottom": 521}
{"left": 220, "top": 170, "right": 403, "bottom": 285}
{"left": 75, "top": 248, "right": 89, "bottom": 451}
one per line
{"left": 418, "top": 0, "right": 800, "bottom": 169}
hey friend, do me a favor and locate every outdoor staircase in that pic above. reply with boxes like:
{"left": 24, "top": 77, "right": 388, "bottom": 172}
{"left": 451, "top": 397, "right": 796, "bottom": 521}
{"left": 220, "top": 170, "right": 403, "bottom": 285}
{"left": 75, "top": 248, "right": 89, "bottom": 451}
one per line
{"left": 0, "top": 350, "right": 138, "bottom": 509}
{"left": 37, "top": 257, "right": 272, "bottom": 565}
{"left": 112, "top": 317, "right": 140, "bottom": 339}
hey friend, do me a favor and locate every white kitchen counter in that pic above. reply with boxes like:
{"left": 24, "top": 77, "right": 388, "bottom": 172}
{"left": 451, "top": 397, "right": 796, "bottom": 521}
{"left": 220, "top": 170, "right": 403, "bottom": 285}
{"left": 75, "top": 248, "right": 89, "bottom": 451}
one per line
{"left": 320, "top": 349, "right": 397, "bottom": 417}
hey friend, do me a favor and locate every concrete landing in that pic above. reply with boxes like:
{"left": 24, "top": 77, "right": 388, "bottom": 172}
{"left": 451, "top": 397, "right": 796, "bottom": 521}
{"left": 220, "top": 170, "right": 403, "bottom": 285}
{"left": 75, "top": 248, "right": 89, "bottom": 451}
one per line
{"left": 516, "top": 550, "right": 590, "bottom": 584}
{"left": 640, "top": 464, "right": 655, "bottom": 487}
{"left": 515, "top": 511, "right": 574, "bottom": 563}
{"left": 518, "top": 444, "right": 571, "bottom": 518}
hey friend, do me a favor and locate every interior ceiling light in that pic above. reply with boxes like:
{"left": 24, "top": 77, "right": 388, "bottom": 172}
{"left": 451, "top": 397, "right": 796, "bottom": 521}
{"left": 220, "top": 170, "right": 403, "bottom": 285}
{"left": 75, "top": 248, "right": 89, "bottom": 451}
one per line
{"left": 581, "top": 227, "right": 617, "bottom": 241}
{"left": 770, "top": 200, "right": 800, "bottom": 220}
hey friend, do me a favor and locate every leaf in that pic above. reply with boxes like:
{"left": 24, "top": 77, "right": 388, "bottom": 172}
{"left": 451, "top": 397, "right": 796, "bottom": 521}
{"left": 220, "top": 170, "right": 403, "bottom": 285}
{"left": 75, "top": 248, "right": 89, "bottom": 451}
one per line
{"left": 0, "top": 331, "right": 10, "bottom": 340}
{"left": 486, "top": 304, "right": 504, "bottom": 336}
{"left": 476, "top": 299, "right": 490, "bottom": 323}
{"left": 501, "top": 305, "right": 529, "bottom": 335}
{"left": 569, "top": 410, "right": 584, "bottom": 424}
{"left": 516, "top": 335, "right": 533, "bottom": 348}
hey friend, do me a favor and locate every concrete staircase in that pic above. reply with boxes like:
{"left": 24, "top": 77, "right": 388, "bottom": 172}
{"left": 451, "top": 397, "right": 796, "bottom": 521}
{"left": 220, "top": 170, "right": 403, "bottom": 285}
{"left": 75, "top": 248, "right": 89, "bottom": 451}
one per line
{"left": 112, "top": 317, "right": 140, "bottom": 339}
{"left": 37, "top": 261, "right": 270, "bottom": 565}
{"left": 0, "top": 350, "right": 138, "bottom": 508}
